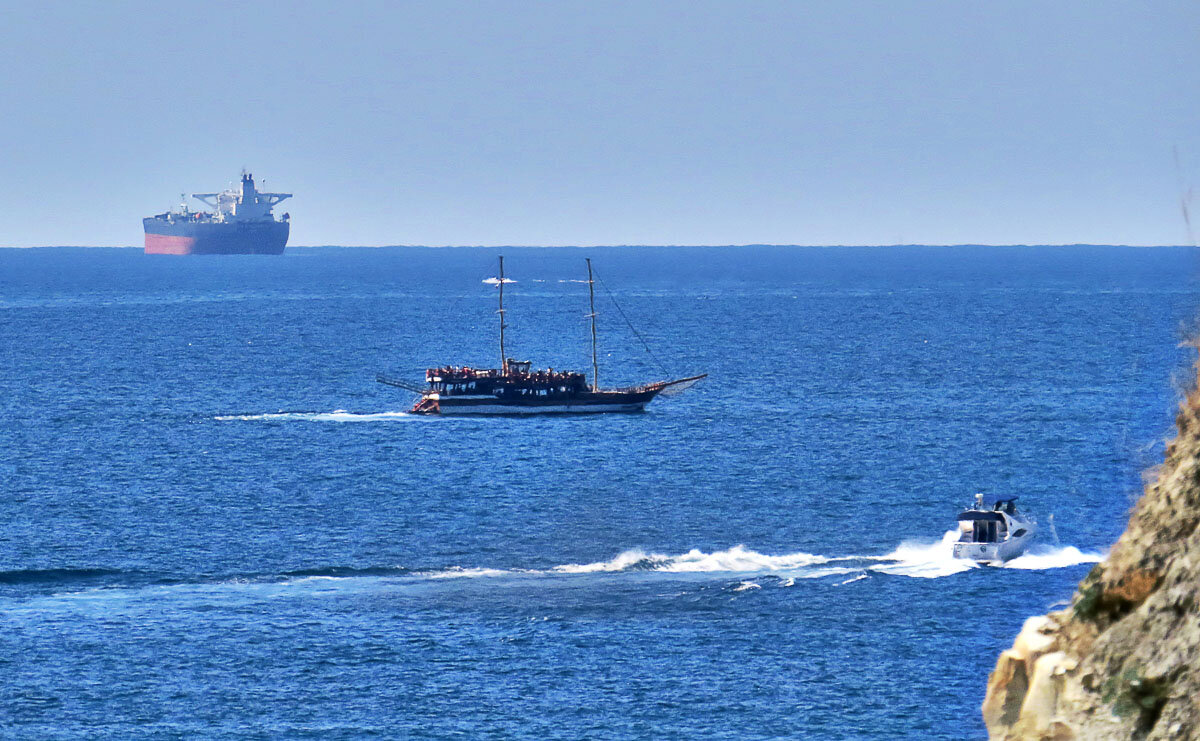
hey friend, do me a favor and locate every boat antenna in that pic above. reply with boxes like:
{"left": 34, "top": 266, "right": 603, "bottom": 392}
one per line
{"left": 498, "top": 255, "right": 507, "bottom": 374}
{"left": 586, "top": 258, "right": 600, "bottom": 391}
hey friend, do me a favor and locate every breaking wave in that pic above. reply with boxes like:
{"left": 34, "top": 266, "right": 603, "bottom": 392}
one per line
{"left": 215, "top": 410, "right": 413, "bottom": 422}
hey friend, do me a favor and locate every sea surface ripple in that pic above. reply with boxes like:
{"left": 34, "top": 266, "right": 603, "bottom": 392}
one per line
{"left": 0, "top": 245, "right": 1194, "bottom": 739}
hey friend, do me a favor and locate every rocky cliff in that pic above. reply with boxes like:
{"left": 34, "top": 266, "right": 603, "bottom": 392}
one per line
{"left": 983, "top": 371, "right": 1200, "bottom": 740}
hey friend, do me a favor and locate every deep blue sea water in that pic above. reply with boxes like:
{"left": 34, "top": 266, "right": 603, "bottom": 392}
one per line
{"left": 1, "top": 245, "right": 1197, "bottom": 739}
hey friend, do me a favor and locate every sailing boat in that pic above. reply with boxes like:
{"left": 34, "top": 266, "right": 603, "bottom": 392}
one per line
{"left": 377, "top": 257, "right": 706, "bottom": 415}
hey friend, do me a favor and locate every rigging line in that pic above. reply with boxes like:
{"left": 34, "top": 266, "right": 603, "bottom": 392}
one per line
{"left": 593, "top": 269, "right": 673, "bottom": 378}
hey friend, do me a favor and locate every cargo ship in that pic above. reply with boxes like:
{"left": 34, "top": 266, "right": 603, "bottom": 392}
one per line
{"left": 143, "top": 172, "right": 291, "bottom": 255}
{"left": 377, "top": 257, "right": 705, "bottom": 415}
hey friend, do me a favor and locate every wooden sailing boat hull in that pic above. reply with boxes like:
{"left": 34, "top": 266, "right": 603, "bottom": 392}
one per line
{"left": 435, "top": 401, "right": 647, "bottom": 415}
{"left": 416, "top": 389, "right": 661, "bottom": 416}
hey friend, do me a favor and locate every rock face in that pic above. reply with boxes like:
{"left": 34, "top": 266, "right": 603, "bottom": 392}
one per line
{"left": 983, "top": 371, "right": 1200, "bottom": 740}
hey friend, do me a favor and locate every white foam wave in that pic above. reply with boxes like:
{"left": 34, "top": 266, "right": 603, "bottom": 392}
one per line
{"left": 660, "top": 545, "right": 832, "bottom": 573}
{"left": 482, "top": 277, "right": 516, "bottom": 285}
{"left": 551, "top": 549, "right": 668, "bottom": 573}
{"left": 257, "top": 536, "right": 1104, "bottom": 589}
{"left": 863, "top": 530, "right": 1105, "bottom": 578}
{"left": 413, "top": 535, "right": 1100, "bottom": 585}
{"left": 868, "top": 530, "right": 976, "bottom": 579}
{"left": 215, "top": 410, "right": 413, "bottom": 422}
{"left": 18, "top": 535, "right": 1104, "bottom": 612}
{"left": 553, "top": 545, "right": 830, "bottom": 575}
{"left": 424, "top": 566, "right": 514, "bottom": 580}
{"left": 1002, "top": 546, "right": 1104, "bottom": 570}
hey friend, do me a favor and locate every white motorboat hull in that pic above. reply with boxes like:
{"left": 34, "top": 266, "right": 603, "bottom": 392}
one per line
{"left": 953, "top": 529, "right": 1035, "bottom": 564}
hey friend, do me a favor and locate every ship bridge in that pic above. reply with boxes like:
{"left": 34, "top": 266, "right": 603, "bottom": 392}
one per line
{"left": 192, "top": 172, "right": 290, "bottom": 222}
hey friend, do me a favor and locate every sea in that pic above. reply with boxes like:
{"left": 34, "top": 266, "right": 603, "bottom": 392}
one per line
{"left": 1, "top": 244, "right": 1195, "bottom": 739}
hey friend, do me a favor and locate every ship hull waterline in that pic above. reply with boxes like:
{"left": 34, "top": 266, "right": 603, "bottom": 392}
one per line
{"left": 143, "top": 218, "right": 289, "bottom": 255}
{"left": 435, "top": 402, "right": 648, "bottom": 415}
{"left": 416, "top": 388, "right": 663, "bottom": 415}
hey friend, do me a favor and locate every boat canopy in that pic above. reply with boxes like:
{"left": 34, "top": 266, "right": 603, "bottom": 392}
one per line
{"left": 957, "top": 511, "right": 1006, "bottom": 522}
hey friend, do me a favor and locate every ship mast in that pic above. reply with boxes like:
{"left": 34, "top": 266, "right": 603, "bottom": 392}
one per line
{"left": 586, "top": 258, "right": 599, "bottom": 392}
{"left": 498, "top": 255, "right": 508, "bottom": 374}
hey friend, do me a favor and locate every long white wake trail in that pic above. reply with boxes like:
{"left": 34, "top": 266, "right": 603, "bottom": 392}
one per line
{"left": 424, "top": 534, "right": 1103, "bottom": 583}
{"left": 215, "top": 410, "right": 414, "bottom": 422}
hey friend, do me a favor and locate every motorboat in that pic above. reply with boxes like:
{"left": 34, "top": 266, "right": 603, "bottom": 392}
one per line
{"left": 952, "top": 495, "right": 1036, "bottom": 564}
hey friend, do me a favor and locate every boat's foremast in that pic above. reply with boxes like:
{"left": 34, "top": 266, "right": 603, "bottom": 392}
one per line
{"left": 498, "top": 255, "right": 508, "bottom": 375}
{"left": 586, "top": 258, "right": 600, "bottom": 392}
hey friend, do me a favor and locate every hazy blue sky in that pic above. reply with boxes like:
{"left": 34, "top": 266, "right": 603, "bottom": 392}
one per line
{"left": 0, "top": 1, "right": 1197, "bottom": 246}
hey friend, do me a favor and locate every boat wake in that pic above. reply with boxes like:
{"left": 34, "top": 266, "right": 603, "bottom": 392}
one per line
{"left": 866, "top": 530, "right": 1104, "bottom": 578}
{"left": 416, "top": 532, "right": 1103, "bottom": 583}
{"left": 1003, "top": 546, "right": 1104, "bottom": 571}
{"left": 215, "top": 409, "right": 414, "bottom": 422}
{"left": 548, "top": 545, "right": 831, "bottom": 574}
{"left": 3, "top": 534, "right": 1106, "bottom": 610}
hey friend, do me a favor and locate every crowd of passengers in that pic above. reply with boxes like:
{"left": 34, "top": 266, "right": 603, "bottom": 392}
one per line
{"left": 427, "top": 365, "right": 586, "bottom": 387}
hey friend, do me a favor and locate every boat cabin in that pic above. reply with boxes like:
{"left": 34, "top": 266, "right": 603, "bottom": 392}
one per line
{"left": 952, "top": 496, "right": 1036, "bottom": 563}
{"left": 956, "top": 498, "right": 1027, "bottom": 544}
{"left": 957, "top": 511, "right": 1008, "bottom": 544}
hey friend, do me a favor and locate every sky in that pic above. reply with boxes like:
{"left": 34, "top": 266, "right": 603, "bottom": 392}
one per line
{"left": 0, "top": 0, "right": 1197, "bottom": 247}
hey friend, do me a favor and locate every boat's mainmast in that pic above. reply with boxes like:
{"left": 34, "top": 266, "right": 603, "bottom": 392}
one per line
{"left": 498, "top": 255, "right": 508, "bottom": 374}
{"left": 586, "top": 258, "right": 599, "bottom": 392}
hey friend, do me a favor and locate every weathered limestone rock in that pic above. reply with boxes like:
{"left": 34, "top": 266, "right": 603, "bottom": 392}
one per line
{"left": 984, "top": 367, "right": 1200, "bottom": 740}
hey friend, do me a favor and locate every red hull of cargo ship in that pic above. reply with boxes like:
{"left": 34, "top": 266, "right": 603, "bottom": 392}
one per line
{"left": 144, "top": 234, "right": 198, "bottom": 255}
